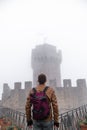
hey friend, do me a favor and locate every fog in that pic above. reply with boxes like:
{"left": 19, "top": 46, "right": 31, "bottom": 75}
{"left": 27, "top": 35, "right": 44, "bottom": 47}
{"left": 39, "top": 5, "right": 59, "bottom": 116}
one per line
{"left": 0, "top": 0, "right": 87, "bottom": 99}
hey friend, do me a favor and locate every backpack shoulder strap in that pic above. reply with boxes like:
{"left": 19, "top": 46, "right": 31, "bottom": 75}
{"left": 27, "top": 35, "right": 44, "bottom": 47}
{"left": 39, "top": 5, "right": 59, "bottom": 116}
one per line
{"left": 43, "top": 86, "right": 49, "bottom": 93}
{"left": 32, "top": 87, "right": 37, "bottom": 94}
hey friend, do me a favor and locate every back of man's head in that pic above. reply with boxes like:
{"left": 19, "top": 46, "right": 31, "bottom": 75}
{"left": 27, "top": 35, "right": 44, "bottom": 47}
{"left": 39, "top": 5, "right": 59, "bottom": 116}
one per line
{"left": 38, "top": 73, "right": 47, "bottom": 84}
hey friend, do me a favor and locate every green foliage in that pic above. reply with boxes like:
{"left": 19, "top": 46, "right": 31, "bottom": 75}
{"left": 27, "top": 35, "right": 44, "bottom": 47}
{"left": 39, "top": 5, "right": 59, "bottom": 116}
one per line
{"left": 79, "top": 114, "right": 87, "bottom": 125}
{"left": 6, "top": 125, "right": 21, "bottom": 130}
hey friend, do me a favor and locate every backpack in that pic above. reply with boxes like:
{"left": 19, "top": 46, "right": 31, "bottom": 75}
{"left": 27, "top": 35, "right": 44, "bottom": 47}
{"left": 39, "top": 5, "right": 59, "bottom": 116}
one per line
{"left": 30, "top": 86, "right": 50, "bottom": 120}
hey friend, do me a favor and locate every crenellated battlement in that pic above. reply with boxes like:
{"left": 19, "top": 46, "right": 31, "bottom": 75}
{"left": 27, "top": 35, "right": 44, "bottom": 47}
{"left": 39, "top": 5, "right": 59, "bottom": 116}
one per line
{"left": 63, "top": 79, "right": 86, "bottom": 88}
{"left": 1, "top": 81, "right": 32, "bottom": 112}
{"left": 1, "top": 79, "right": 87, "bottom": 113}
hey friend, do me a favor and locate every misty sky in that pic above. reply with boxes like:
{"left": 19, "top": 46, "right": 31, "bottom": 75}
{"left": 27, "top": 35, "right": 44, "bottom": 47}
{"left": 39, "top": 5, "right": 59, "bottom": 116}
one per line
{"left": 0, "top": 0, "right": 87, "bottom": 99}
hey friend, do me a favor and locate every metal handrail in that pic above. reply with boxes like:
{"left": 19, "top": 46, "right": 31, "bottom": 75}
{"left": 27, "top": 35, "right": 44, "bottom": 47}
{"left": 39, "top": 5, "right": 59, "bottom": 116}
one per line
{"left": 0, "top": 104, "right": 87, "bottom": 130}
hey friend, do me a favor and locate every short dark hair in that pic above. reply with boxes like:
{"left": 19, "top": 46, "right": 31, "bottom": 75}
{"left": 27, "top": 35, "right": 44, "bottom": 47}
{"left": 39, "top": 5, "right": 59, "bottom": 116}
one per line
{"left": 38, "top": 73, "right": 47, "bottom": 84}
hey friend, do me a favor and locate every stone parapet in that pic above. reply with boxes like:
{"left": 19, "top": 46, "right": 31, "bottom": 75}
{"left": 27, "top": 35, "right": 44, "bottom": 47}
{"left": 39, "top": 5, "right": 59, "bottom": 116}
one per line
{"left": 1, "top": 79, "right": 87, "bottom": 113}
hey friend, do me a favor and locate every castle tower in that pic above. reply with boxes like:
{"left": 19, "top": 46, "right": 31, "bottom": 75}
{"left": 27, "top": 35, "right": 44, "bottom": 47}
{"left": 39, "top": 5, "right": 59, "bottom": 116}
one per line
{"left": 31, "top": 43, "right": 62, "bottom": 87}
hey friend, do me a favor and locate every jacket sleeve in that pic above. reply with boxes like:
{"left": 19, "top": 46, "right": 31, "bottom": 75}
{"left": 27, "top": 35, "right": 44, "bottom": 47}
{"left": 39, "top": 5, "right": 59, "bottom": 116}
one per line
{"left": 51, "top": 89, "right": 59, "bottom": 123}
{"left": 25, "top": 92, "right": 32, "bottom": 122}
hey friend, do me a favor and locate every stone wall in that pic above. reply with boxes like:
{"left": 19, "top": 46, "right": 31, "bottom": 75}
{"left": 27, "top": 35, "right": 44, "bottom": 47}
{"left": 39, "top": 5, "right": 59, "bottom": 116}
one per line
{"left": 1, "top": 81, "right": 32, "bottom": 113}
{"left": 1, "top": 79, "right": 87, "bottom": 114}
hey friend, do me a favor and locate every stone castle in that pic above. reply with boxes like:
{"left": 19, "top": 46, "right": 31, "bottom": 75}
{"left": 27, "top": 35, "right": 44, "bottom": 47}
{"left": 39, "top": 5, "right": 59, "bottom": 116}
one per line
{"left": 1, "top": 44, "right": 87, "bottom": 114}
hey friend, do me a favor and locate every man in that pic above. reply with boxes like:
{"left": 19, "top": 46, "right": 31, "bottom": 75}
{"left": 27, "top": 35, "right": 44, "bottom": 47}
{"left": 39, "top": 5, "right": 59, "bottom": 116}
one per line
{"left": 25, "top": 73, "right": 59, "bottom": 130}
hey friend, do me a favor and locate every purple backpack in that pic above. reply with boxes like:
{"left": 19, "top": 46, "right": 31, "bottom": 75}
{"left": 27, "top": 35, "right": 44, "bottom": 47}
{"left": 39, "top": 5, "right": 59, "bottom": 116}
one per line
{"left": 30, "top": 86, "right": 50, "bottom": 120}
